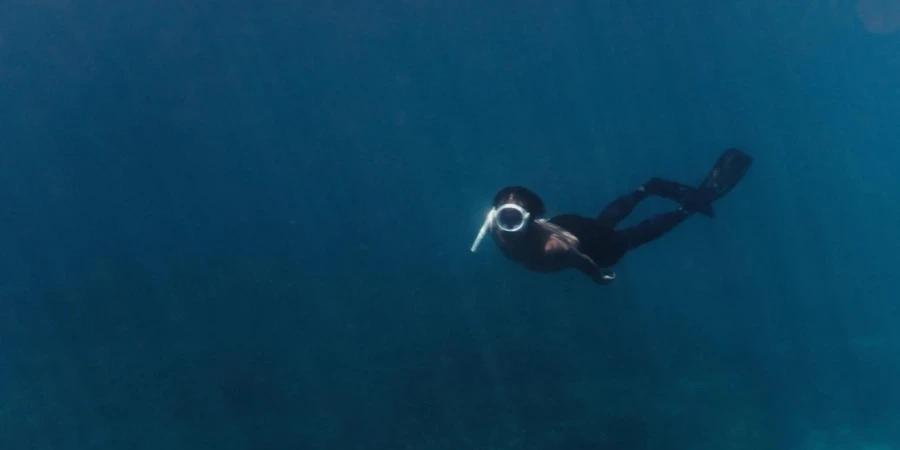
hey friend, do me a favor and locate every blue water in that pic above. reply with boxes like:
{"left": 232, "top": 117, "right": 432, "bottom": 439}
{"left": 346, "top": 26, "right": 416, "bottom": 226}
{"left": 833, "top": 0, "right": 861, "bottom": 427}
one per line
{"left": 2, "top": 1, "right": 899, "bottom": 449}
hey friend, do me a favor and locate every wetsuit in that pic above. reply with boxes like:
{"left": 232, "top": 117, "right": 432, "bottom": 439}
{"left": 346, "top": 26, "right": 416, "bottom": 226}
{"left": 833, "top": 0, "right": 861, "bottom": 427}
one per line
{"left": 548, "top": 178, "right": 694, "bottom": 268}
{"left": 548, "top": 148, "right": 754, "bottom": 268}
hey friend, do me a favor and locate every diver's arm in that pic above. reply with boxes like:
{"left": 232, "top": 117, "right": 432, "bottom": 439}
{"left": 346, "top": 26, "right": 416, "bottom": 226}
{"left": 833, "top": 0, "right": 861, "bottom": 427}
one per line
{"left": 542, "top": 226, "right": 616, "bottom": 285}
{"left": 569, "top": 249, "right": 616, "bottom": 285}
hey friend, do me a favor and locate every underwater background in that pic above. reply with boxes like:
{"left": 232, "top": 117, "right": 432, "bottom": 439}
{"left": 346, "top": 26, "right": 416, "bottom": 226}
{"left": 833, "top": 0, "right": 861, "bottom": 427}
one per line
{"left": 2, "top": 1, "right": 900, "bottom": 449}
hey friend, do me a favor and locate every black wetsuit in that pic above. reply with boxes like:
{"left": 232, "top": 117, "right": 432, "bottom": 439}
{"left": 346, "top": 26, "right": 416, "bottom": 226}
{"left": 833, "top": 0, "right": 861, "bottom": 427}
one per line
{"left": 548, "top": 179, "right": 693, "bottom": 268}
{"left": 490, "top": 149, "right": 752, "bottom": 272}
{"left": 549, "top": 148, "right": 754, "bottom": 269}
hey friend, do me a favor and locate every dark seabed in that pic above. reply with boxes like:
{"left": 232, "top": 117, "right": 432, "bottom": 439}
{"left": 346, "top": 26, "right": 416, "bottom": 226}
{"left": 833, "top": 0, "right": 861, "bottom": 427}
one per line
{"left": 2, "top": 1, "right": 900, "bottom": 449}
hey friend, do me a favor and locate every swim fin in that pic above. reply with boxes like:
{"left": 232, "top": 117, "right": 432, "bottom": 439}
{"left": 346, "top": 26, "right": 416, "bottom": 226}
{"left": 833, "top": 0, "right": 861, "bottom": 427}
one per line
{"left": 683, "top": 148, "right": 754, "bottom": 217}
{"left": 700, "top": 148, "right": 754, "bottom": 200}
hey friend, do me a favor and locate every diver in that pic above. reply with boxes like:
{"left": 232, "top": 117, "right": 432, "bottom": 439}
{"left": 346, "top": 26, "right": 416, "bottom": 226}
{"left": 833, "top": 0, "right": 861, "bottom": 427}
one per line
{"left": 470, "top": 148, "right": 753, "bottom": 285}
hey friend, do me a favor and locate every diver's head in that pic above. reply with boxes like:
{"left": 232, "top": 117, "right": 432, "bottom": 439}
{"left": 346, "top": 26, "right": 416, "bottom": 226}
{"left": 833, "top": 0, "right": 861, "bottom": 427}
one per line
{"left": 491, "top": 186, "right": 546, "bottom": 230}
{"left": 471, "top": 186, "right": 546, "bottom": 252}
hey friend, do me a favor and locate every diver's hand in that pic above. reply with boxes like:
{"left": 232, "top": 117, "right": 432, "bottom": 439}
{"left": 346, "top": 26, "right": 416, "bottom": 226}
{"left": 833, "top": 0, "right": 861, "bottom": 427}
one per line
{"left": 591, "top": 270, "right": 616, "bottom": 285}
{"left": 568, "top": 248, "right": 615, "bottom": 285}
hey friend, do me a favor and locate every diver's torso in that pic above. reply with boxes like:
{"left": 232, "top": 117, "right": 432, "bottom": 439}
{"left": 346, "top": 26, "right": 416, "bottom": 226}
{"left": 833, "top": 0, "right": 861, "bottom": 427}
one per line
{"left": 494, "top": 217, "right": 626, "bottom": 271}
{"left": 493, "top": 221, "right": 580, "bottom": 273}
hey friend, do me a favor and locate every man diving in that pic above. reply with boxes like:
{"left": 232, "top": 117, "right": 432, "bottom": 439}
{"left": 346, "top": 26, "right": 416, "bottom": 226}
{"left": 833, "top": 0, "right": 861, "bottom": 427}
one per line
{"left": 470, "top": 148, "right": 753, "bottom": 285}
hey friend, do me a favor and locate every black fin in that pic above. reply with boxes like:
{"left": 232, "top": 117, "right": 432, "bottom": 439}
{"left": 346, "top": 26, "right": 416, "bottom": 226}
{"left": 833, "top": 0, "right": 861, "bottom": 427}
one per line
{"left": 645, "top": 149, "right": 753, "bottom": 217}
{"left": 682, "top": 148, "right": 754, "bottom": 217}
{"left": 699, "top": 148, "right": 754, "bottom": 199}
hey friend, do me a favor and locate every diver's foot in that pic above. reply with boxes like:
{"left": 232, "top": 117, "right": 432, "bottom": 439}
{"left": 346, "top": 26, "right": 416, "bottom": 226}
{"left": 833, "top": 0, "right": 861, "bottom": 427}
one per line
{"left": 642, "top": 177, "right": 684, "bottom": 197}
{"left": 679, "top": 187, "right": 717, "bottom": 217}
{"left": 592, "top": 270, "right": 616, "bottom": 285}
{"left": 643, "top": 177, "right": 715, "bottom": 217}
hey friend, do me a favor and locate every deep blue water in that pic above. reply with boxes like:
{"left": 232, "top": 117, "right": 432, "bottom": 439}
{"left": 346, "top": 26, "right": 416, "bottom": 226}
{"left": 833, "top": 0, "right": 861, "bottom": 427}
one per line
{"left": 2, "top": 1, "right": 900, "bottom": 449}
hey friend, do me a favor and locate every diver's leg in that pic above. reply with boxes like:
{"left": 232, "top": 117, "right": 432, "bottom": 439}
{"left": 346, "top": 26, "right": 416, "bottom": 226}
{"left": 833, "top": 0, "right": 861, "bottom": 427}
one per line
{"left": 596, "top": 188, "right": 650, "bottom": 228}
{"left": 643, "top": 177, "right": 715, "bottom": 217}
{"left": 596, "top": 177, "right": 697, "bottom": 228}
{"left": 642, "top": 149, "right": 754, "bottom": 217}
{"left": 615, "top": 209, "right": 691, "bottom": 251}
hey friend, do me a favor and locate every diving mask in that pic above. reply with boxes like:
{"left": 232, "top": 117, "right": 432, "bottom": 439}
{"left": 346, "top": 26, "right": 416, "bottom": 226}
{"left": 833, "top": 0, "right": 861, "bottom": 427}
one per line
{"left": 470, "top": 203, "right": 531, "bottom": 252}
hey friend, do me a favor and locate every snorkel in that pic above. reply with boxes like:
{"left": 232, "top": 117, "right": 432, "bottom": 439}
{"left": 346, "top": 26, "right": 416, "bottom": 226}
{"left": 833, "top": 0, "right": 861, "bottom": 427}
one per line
{"left": 470, "top": 208, "right": 495, "bottom": 252}
{"left": 470, "top": 204, "right": 531, "bottom": 252}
